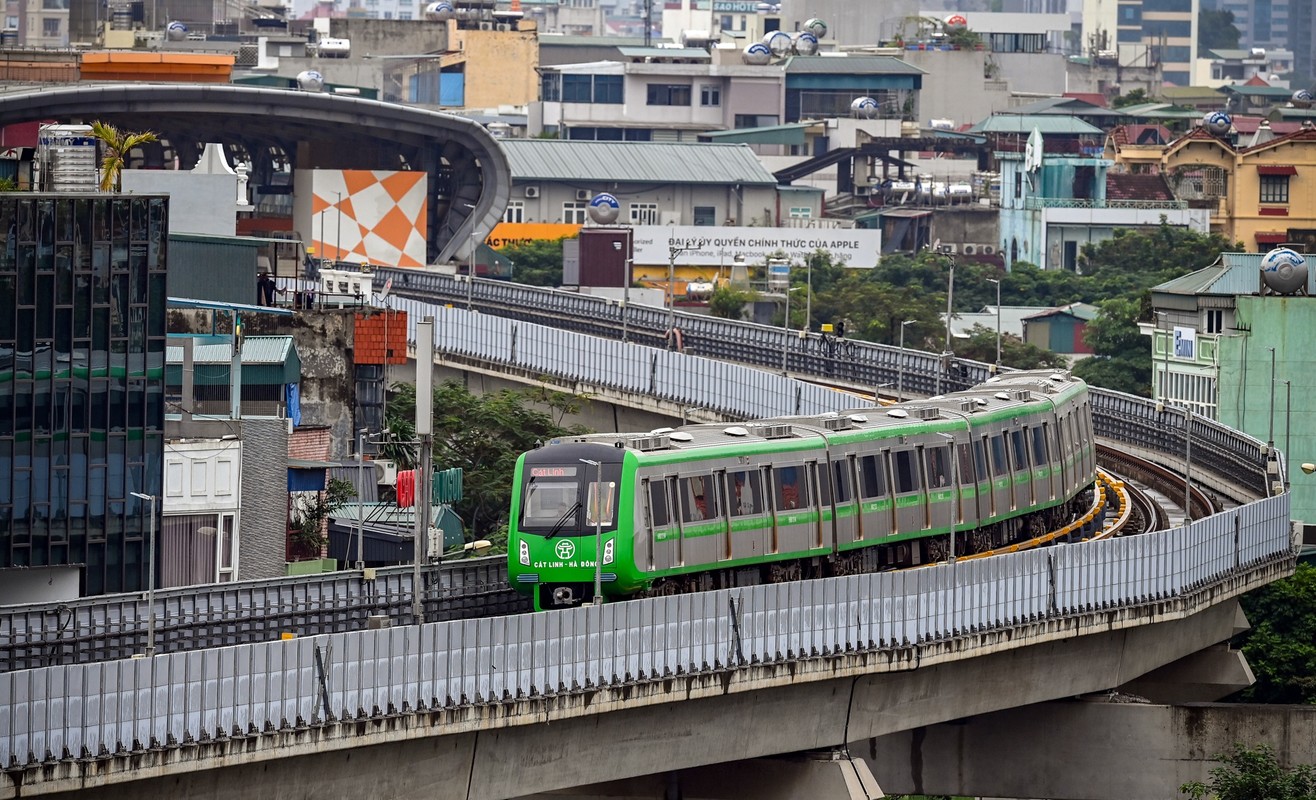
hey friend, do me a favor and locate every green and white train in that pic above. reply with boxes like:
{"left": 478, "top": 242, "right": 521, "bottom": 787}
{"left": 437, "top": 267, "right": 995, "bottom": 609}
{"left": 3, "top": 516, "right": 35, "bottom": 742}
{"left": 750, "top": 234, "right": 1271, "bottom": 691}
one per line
{"left": 507, "top": 371, "right": 1095, "bottom": 611}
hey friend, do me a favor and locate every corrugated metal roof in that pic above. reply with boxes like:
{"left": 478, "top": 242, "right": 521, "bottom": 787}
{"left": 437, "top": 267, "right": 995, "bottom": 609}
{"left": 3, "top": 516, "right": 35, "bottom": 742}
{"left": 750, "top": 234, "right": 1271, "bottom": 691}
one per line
{"left": 969, "top": 115, "right": 1103, "bottom": 135}
{"left": 702, "top": 122, "right": 811, "bottom": 145}
{"left": 616, "top": 47, "right": 710, "bottom": 59}
{"left": 1153, "top": 254, "right": 1277, "bottom": 296}
{"left": 782, "top": 55, "right": 925, "bottom": 75}
{"left": 500, "top": 140, "right": 778, "bottom": 184}
{"left": 166, "top": 335, "right": 296, "bottom": 365}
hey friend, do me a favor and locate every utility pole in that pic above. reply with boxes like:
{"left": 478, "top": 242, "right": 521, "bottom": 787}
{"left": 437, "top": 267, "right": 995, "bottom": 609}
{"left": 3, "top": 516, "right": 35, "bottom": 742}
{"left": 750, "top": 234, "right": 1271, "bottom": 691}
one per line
{"left": 413, "top": 317, "right": 435, "bottom": 624}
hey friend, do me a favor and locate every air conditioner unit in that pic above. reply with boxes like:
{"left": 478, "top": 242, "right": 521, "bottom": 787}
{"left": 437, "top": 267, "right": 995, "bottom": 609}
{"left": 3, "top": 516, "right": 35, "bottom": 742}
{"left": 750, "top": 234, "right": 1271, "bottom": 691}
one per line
{"left": 373, "top": 459, "right": 398, "bottom": 486}
{"left": 940, "top": 243, "right": 957, "bottom": 254}
{"left": 524, "top": 185, "right": 540, "bottom": 198}
{"left": 574, "top": 189, "right": 591, "bottom": 201}
{"left": 961, "top": 244, "right": 977, "bottom": 256}
{"left": 478, "top": 21, "right": 493, "bottom": 30}
{"left": 854, "top": 185, "right": 872, "bottom": 197}
{"left": 981, "top": 244, "right": 996, "bottom": 255}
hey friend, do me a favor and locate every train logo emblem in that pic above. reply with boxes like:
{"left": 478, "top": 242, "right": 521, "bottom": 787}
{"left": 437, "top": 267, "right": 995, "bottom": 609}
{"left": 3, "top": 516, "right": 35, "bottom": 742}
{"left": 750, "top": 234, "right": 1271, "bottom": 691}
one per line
{"left": 554, "top": 540, "right": 575, "bottom": 560}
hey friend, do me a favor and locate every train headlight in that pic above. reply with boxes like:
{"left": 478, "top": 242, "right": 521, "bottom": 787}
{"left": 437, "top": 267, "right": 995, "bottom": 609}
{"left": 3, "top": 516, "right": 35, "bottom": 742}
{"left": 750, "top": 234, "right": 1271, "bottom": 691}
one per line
{"left": 602, "top": 538, "right": 615, "bottom": 565}
{"left": 518, "top": 540, "right": 530, "bottom": 566}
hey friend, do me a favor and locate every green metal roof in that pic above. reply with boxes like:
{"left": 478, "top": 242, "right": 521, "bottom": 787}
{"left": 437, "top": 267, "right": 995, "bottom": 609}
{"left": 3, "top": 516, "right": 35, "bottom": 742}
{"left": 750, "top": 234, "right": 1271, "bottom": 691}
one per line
{"left": 165, "top": 335, "right": 301, "bottom": 385}
{"left": 500, "top": 140, "right": 778, "bottom": 185}
{"left": 1152, "top": 253, "right": 1268, "bottom": 296}
{"left": 1218, "top": 84, "right": 1294, "bottom": 98}
{"left": 1023, "top": 302, "right": 1100, "bottom": 322}
{"left": 1115, "top": 102, "right": 1203, "bottom": 119}
{"left": 701, "top": 122, "right": 812, "bottom": 145}
{"left": 782, "top": 55, "right": 925, "bottom": 75}
{"left": 1007, "top": 97, "right": 1124, "bottom": 116}
{"left": 968, "top": 115, "right": 1103, "bottom": 135}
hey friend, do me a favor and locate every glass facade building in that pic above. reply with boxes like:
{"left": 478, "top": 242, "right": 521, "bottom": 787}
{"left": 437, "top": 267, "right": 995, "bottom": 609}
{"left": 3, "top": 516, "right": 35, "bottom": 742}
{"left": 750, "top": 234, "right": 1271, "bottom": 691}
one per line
{"left": 0, "top": 194, "right": 167, "bottom": 596}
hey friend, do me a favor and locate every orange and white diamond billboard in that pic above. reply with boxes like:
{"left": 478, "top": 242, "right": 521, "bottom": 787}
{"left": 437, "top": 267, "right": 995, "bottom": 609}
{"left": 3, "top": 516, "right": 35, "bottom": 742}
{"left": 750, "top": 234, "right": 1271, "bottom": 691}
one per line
{"left": 310, "top": 169, "right": 428, "bottom": 268}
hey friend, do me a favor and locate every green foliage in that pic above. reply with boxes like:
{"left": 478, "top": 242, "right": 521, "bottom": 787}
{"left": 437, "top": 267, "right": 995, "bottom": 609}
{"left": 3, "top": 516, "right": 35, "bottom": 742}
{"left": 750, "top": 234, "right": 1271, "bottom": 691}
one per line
{"left": 0, "top": 176, "right": 17, "bottom": 192}
{"left": 1198, "top": 9, "right": 1242, "bottom": 51}
{"left": 383, "top": 381, "right": 588, "bottom": 537}
{"left": 956, "top": 324, "right": 1068, "bottom": 370}
{"left": 89, "top": 121, "right": 158, "bottom": 192}
{"left": 1071, "top": 296, "right": 1153, "bottom": 396}
{"left": 290, "top": 477, "right": 356, "bottom": 550}
{"left": 1181, "top": 743, "right": 1316, "bottom": 800}
{"left": 496, "top": 238, "right": 570, "bottom": 287}
{"left": 1111, "top": 88, "right": 1151, "bottom": 109}
{"left": 1234, "top": 563, "right": 1316, "bottom": 704}
{"left": 1076, "top": 223, "right": 1240, "bottom": 296}
{"left": 708, "top": 283, "right": 755, "bottom": 320}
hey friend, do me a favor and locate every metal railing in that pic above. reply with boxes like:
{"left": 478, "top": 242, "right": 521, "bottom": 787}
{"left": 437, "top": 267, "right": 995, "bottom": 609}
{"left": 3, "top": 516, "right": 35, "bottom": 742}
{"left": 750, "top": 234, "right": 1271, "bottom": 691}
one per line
{"left": 1, "top": 493, "right": 1292, "bottom": 771}
{"left": 1023, "top": 197, "right": 1189, "bottom": 210}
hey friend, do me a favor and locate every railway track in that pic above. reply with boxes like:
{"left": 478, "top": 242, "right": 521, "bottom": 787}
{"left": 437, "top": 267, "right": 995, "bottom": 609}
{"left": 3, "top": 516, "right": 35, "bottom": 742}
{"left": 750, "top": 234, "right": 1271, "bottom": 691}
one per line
{"left": 1097, "top": 443, "right": 1217, "bottom": 523}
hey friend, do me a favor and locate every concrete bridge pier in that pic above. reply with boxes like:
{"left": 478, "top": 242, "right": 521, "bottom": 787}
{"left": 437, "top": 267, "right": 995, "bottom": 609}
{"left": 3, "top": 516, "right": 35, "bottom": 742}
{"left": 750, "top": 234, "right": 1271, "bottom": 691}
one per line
{"left": 517, "top": 751, "right": 883, "bottom": 800}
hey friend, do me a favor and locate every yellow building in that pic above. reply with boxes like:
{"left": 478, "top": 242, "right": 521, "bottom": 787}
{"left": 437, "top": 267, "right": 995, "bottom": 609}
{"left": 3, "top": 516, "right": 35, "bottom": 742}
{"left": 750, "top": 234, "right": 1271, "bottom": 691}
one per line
{"left": 1147, "top": 126, "right": 1316, "bottom": 251}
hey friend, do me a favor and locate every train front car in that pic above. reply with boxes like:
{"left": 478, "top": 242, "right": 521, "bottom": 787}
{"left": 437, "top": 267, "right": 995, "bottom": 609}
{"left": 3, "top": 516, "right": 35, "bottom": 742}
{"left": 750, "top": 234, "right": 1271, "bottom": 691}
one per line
{"left": 508, "top": 440, "right": 634, "bottom": 611}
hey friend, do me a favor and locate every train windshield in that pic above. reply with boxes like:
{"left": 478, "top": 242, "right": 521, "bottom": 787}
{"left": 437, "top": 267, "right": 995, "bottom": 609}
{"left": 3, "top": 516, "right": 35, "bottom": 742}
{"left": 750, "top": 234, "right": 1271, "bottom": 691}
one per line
{"left": 520, "top": 463, "right": 620, "bottom": 533}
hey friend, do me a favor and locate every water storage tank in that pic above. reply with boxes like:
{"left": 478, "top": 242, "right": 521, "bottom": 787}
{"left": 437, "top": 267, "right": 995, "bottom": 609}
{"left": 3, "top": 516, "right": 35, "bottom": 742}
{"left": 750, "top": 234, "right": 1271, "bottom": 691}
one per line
{"left": 1202, "top": 111, "right": 1232, "bottom": 136}
{"left": 944, "top": 13, "right": 968, "bottom": 30}
{"left": 1291, "top": 89, "right": 1314, "bottom": 109}
{"left": 763, "top": 30, "right": 792, "bottom": 57}
{"left": 803, "top": 18, "right": 826, "bottom": 39}
{"left": 316, "top": 37, "right": 351, "bottom": 57}
{"left": 296, "top": 70, "right": 325, "bottom": 92}
{"left": 793, "top": 32, "right": 818, "bottom": 55}
{"left": 165, "top": 21, "right": 188, "bottom": 41}
{"left": 742, "top": 42, "right": 772, "bottom": 65}
{"left": 587, "top": 193, "right": 620, "bottom": 225}
{"left": 1260, "top": 247, "right": 1308, "bottom": 295}
{"left": 850, "top": 96, "right": 879, "bottom": 119}
{"left": 37, "top": 124, "right": 99, "bottom": 193}
{"left": 424, "top": 0, "right": 455, "bottom": 19}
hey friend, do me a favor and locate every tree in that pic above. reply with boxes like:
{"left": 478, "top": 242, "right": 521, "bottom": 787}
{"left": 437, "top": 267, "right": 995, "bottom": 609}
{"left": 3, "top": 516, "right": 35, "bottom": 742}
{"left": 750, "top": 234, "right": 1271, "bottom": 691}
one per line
{"left": 1233, "top": 563, "right": 1316, "bottom": 704}
{"left": 383, "top": 381, "right": 589, "bottom": 536}
{"left": 1112, "top": 88, "right": 1151, "bottom": 109}
{"left": 956, "top": 324, "right": 1069, "bottom": 370}
{"left": 1198, "top": 9, "right": 1241, "bottom": 52}
{"left": 89, "top": 121, "right": 158, "bottom": 192}
{"left": 1181, "top": 743, "right": 1316, "bottom": 800}
{"left": 708, "top": 284, "right": 755, "bottom": 320}
{"left": 1071, "top": 296, "right": 1152, "bottom": 396}
{"left": 289, "top": 477, "right": 356, "bottom": 555}
{"left": 495, "top": 238, "right": 570, "bottom": 287}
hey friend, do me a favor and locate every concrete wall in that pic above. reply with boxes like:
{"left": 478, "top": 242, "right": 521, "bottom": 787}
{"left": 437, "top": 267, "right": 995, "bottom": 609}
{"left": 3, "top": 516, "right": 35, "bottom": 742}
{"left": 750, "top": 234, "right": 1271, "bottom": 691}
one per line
{"left": 900, "top": 49, "right": 1016, "bottom": 127}
{"left": 123, "top": 172, "right": 238, "bottom": 236}
{"left": 328, "top": 18, "right": 449, "bottom": 56}
{"left": 449, "top": 23, "right": 540, "bottom": 108}
{"left": 930, "top": 205, "right": 999, "bottom": 251}
{"left": 237, "top": 417, "right": 290, "bottom": 580}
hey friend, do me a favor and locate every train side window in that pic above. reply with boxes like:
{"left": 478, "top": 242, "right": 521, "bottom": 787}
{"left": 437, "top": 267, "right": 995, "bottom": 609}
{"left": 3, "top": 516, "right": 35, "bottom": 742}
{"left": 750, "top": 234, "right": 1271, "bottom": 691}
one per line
{"left": 816, "top": 462, "right": 832, "bottom": 506}
{"left": 1010, "top": 428, "right": 1029, "bottom": 471}
{"left": 894, "top": 450, "right": 921, "bottom": 494}
{"left": 728, "top": 469, "right": 764, "bottom": 516}
{"left": 973, "top": 438, "right": 988, "bottom": 482}
{"left": 859, "top": 453, "right": 887, "bottom": 498}
{"left": 775, "top": 464, "right": 810, "bottom": 509}
{"left": 926, "top": 446, "right": 950, "bottom": 488}
{"left": 1031, "top": 425, "right": 1048, "bottom": 466}
{"left": 990, "top": 434, "right": 1008, "bottom": 477}
{"left": 832, "top": 459, "right": 852, "bottom": 503}
{"left": 958, "top": 442, "right": 974, "bottom": 484}
{"left": 680, "top": 474, "right": 719, "bottom": 522}
{"left": 648, "top": 479, "right": 670, "bottom": 527}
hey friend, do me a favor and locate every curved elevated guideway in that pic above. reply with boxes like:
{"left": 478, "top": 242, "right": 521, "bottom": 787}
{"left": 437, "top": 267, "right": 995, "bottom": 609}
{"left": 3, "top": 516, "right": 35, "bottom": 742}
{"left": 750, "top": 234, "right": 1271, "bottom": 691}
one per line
{"left": 0, "top": 85, "right": 510, "bottom": 264}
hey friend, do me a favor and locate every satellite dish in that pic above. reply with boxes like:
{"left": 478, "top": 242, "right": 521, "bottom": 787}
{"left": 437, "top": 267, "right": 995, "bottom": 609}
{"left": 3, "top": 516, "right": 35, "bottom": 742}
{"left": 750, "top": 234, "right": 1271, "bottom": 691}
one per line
{"left": 380, "top": 276, "right": 393, "bottom": 300}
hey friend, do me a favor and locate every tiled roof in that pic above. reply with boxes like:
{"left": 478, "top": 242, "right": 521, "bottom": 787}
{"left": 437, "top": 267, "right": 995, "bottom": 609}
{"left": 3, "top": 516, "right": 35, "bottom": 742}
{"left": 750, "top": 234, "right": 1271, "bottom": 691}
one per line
{"left": 1108, "top": 123, "right": 1172, "bottom": 146}
{"left": 1239, "top": 126, "right": 1316, "bottom": 154}
{"left": 968, "top": 115, "right": 1103, "bottom": 135}
{"left": 1063, "top": 92, "right": 1108, "bottom": 108}
{"left": 1106, "top": 172, "right": 1175, "bottom": 201}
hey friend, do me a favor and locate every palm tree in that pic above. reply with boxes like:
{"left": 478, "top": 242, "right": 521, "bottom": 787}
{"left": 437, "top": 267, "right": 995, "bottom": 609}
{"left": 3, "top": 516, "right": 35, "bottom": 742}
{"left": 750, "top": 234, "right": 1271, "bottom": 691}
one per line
{"left": 89, "top": 121, "right": 158, "bottom": 192}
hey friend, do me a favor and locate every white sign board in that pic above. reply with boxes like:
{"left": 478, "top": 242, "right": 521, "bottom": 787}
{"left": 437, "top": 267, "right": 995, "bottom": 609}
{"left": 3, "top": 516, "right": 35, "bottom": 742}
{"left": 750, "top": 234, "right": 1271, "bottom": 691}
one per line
{"left": 1173, "top": 326, "right": 1196, "bottom": 359}
{"left": 631, "top": 225, "right": 882, "bottom": 268}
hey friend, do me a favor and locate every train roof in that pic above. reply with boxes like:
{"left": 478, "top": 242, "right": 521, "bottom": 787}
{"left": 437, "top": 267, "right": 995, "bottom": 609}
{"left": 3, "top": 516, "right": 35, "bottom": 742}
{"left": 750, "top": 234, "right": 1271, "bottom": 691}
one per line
{"left": 539, "top": 371, "right": 1087, "bottom": 459}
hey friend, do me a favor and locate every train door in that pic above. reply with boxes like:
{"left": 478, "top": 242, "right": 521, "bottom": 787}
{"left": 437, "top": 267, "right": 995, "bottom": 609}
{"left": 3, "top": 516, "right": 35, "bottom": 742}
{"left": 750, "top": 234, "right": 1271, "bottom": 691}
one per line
{"left": 956, "top": 440, "right": 976, "bottom": 530}
{"left": 1034, "top": 423, "right": 1055, "bottom": 502}
{"left": 1011, "top": 426, "right": 1034, "bottom": 508}
{"left": 765, "top": 465, "right": 780, "bottom": 554}
{"left": 1056, "top": 415, "right": 1070, "bottom": 495}
{"left": 924, "top": 443, "right": 952, "bottom": 533}
{"left": 644, "top": 477, "right": 680, "bottom": 571}
{"left": 727, "top": 467, "right": 769, "bottom": 559}
{"left": 891, "top": 448, "right": 923, "bottom": 534}
{"left": 810, "top": 459, "right": 829, "bottom": 550}
{"left": 831, "top": 454, "right": 859, "bottom": 548}
{"left": 857, "top": 451, "right": 892, "bottom": 538}
{"left": 990, "top": 432, "right": 1012, "bottom": 513}
{"left": 974, "top": 436, "right": 992, "bottom": 522}
{"left": 771, "top": 463, "right": 813, "bottom": 555}
{"left": 715, "top": 468, "right": 732, "bottom": 560}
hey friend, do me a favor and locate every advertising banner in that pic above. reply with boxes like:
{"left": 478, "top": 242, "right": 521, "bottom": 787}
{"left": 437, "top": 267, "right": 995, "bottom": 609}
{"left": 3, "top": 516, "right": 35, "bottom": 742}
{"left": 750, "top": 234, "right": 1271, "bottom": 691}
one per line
{"left": 1173, "top": 326, "right": 1196, "bottom": 359}
{"left": 486, "top": 222, "right": 582, "bottom": 249}
{"left": 630, "top": 225, "right": 882, "bottom": 267}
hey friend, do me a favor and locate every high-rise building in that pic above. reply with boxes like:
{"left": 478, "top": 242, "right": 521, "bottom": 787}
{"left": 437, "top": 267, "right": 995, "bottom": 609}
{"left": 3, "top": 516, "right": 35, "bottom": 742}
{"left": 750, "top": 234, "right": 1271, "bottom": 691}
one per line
{"left": 0, "top": 194, "right": 168, "bottom": 600}
{"left": 1082, "top": 0, "right": 1197, "bottom": 86}
{"left": 1215, "top": 0, "right": 1289, "bottom": 50}
{"left": 1294, "top": 0, "right": 1313, "bottom": 83}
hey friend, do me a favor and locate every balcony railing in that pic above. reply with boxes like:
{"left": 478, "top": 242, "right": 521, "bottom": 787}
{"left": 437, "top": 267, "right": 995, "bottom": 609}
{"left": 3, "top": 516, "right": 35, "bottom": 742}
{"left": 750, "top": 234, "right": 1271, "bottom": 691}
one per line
{"left": 1024, "top": 197, "right": 1189, "bottom": 210}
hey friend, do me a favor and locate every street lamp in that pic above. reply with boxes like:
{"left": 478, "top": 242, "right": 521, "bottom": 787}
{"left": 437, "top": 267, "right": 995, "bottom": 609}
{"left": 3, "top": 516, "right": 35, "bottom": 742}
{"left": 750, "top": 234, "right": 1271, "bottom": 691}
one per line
{"left": 805, "top": 256, "right": 813, "bottom": 334}
{"left": 579, "top": 458, "right": 604, "bottom": 605}
{"left": 1282, "top": 379, "right": 1292, "bottom": 491}
{"left": 355, "top": 427, "right": 368, "bottom": 570}
{"left": 467, "top": 232, "right": 479, "bottom": 311}
{"left": 615, "top": 234, "right": 634, "bottom": 343}
{"left": 782, "top": 286, "right": 803, "bottom": 375}
{"left": 986, "top": 277, "right": 1001, "bottom": 369}
{"left": 129, "top": 491, "right": 157, "bottom": 657}
{"left": 898, "top": 319, "right": 917, "bottom": 402}
{"left": 939, "top": 250, "right": 956, "bottom": 396}
{"left": 1267, "top": 346, "right": 1276, "bottom": 452}
{"left": 667, "top": 243, "right": 696, "bottom": 350}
